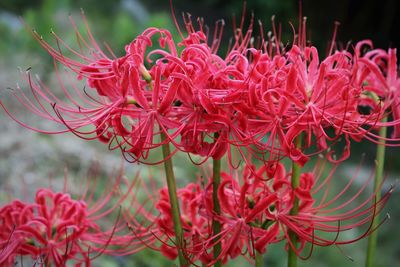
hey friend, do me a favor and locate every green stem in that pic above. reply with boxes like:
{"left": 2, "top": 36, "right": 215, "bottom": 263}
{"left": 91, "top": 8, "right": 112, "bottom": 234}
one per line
{"left": 365, "top": 117, "right": 387, "bottom": 267}
{"left": 160, "top": 132, "right": 188, "bottom": 267}
{"left": 288, "top": 136, "right": 303, "bottom": 267}
{"left": 212, "top": 154, "right": 222, "bottom": 267}
{"left": 255, "top": 251, "right": 263, "bottom": 267}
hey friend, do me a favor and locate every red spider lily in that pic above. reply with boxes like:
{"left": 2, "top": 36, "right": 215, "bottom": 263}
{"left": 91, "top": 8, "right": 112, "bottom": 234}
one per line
{"left": 3, "top": 9, "right": 267, "bottom": 164}
{"left": 155, "top": 183, "right": 214, "bottom": 264}
{"left": 243, "top": 20, "right": 400, "bottom": 165}
{"left": 128, "top": 159, "right": 391, "bottom": 265}
{"left": 0, "top": 169, "right": 147, "bottom": 266}
{"left": 0, "top": 201, "right": 36, "bottom": 266}
{"left": 126, "top": 174, "right": 247, "bottom": 266}
{"left": 145, "top": 182, "right": 246, "bottom": 266}
{"left": 4, "top": 12, "right": 400, "bottom": 166}
{"left": 354, "top": 43, "right": 400, "bottom": 140}
{"left": 0, "top": 14, "right": 184, "bottom": 164}
{"left": 211, "top": 161, "right": 391, "bottom": 259}
{"left": 150, "top": 13, "right": 259, "bottom": 162}
{"left": 3, "top": 8, "right": 400, "bottom": 169}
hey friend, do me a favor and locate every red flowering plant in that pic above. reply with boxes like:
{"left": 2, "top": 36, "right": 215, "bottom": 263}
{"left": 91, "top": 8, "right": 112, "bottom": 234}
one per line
{"left": 0, "top": 169, "right": 147, "bottom": 266}
{"left": 1, "top": 22, "right": 184, "bottom": 164}
{"left": 1, "top": 2, "right": 399, "bottom": 267}
{"left": 2, "top": 13, "right": 399, "bottom": 164}
{"left": 239, "top": 20, "right": 400, "bottom": 165}
{"left": 126, "top": 159, "right": 392, "bottom": 267}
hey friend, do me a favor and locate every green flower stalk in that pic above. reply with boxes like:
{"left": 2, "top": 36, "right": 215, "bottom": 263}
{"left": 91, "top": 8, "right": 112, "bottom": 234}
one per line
{"left": 365, "top": 117, "right": 387, "bottom": 267}
{"left": 212, "top": 133, "right": 223, "bottom": 267}
{"left": 161, "top": 132, "right": 188, "bottom": 267}
{"left": 288, "top": 136, "right": 303, "bottom": 267}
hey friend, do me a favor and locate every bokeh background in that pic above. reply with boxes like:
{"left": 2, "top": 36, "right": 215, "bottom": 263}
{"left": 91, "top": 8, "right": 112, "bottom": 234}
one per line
{"left": 0, "top": 0, "right": 399, "bottom": 266}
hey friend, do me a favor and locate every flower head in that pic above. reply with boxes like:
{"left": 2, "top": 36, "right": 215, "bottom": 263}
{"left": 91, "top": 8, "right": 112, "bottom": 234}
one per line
{"left": 0, "top": 168, "right": 143, "bottom": 266}
{"left": 128, "top": 159, "right": 391, "bottom": 265}
{"left": 3, "top": 12, "right": 400, "bottom": 166}
{"left": 213, "top": 161, "right": 392, "bottom": 258}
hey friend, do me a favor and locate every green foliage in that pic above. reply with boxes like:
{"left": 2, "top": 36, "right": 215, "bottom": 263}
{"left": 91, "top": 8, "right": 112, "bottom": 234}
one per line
{"left": 0, "top": 0, "right": 41, "bottom": 14}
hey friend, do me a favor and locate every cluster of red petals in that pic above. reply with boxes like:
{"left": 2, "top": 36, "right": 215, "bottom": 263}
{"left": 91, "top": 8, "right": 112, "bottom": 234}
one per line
{"left": 2, "top": 15, "right": 400, "bottom": 165}
{"left": 155, "top": 183, "right": 213, "bottom": 263}
{"left": 138, "top": 162, "right": 391, "bottom": 265}
{"left": 0, "top": 173, "right": 144, "bottom": 266}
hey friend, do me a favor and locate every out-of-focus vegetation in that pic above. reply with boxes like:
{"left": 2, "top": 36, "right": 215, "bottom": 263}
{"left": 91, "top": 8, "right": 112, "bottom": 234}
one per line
{"left": 0, "top": 1, "right": 399, "bottom": 267}
{"left": 1, "top": 0, "right": 399, "bottom": 59}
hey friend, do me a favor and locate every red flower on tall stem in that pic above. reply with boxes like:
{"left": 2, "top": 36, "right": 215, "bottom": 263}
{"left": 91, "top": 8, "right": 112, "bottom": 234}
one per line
{"left": 128, "top": 159, "right": 391, "bottom": 265}
{"left": 0, "top": 14, "right": 185, "bottom": 164}
{"left": 354, "top": 43, "right": 400, "bottom": 140}
{"left": 155, "top": 183, "right": 214, "bottom": 264}
{"left": 243, "top": 20, "right": 400, "bottom": 165}
{"left": 211, "top": 161, "right": 391, "bottom": 259}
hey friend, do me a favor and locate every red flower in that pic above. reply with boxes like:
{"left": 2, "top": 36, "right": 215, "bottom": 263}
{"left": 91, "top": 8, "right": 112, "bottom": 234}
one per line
{"left": 4, "top": 13, "right": 400, "bottom": 166}
{"left": 122, "top": 161, "right": 390, "bottom": 264}
{"left": 355, "top": 43, "right": 400, "bottom": 139}
{"left": 0, "top": 15, "right": 183, "bottom": 164}
{"left": 154, "top": 183, "right": 215, "bottom": 265}
{"left": 151, "top": 15, "right": 256, "bottom": 161}
{"left": 213, "top": 161, "right": 391, "bottom": 258}
{"left": 0, "top": 170, "right": 143, "bottom": 266}
{"left": 243, "top": 21, "right": 400, "bottom": 165}
{"left": 0, "top": 200, "right": 35, "bottom": 266}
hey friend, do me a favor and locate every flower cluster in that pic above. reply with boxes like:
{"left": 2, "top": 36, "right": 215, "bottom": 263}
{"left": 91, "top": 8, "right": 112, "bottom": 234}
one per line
{"left": 136, "top": 161, "right": 391, "bottom": 265}
{"left": 0, "top": 171, "right": 143, "bottom": 266}
{"left": 2, "top": 15, "right": 399, "bottom": 166}
{"left": 1, "top": 8, "right": 398, "bottom": 267}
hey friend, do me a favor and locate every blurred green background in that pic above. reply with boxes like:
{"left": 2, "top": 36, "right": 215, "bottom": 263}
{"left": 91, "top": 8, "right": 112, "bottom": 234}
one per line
{"left": 0, "top": 0, "right": 399, "bottom": 266}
